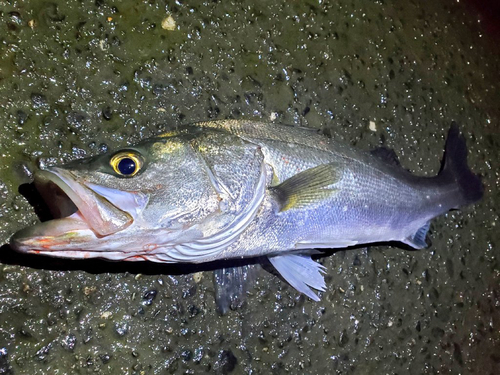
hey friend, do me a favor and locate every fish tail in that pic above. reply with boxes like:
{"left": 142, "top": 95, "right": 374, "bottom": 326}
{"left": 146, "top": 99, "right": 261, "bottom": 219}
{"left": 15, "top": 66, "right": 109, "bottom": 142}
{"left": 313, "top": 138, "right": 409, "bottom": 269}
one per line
{"left": 438, "top": 122, "right": 483, "bottom": 208}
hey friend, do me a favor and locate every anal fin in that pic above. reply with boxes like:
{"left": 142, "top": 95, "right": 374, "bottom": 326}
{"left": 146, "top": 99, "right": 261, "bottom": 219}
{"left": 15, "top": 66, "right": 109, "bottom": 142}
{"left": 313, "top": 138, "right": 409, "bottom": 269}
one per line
{"left": 402, "top": 221, "right": 431, "bottom": 249}
{"left": 268, "top": 254, "right": 326, "bottom": 301}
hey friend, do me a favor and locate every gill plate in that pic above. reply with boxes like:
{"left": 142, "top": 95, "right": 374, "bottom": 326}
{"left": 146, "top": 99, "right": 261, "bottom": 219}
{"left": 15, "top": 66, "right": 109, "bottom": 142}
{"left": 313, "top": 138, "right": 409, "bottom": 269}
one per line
{"left": 158, "top": 161, "right": 267, "bottom": 262}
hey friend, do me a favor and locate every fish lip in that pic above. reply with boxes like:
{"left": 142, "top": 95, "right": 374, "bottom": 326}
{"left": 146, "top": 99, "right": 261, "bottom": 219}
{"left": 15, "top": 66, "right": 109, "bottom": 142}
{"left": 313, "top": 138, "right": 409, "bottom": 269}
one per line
{"left": 11, "top": 167, "right": 140, "bottom": 252}
{"left": 47, "top": 167, "right": 136, "bottom": 235}
{"left": 34, "top": 169, "right": 85, "bottom": 220}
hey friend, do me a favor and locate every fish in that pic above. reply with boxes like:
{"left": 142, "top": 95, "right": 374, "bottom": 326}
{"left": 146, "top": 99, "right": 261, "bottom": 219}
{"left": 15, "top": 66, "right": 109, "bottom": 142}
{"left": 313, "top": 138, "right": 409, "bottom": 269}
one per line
{"left": 10, "top": 120, "right": 483, "bottom": 301}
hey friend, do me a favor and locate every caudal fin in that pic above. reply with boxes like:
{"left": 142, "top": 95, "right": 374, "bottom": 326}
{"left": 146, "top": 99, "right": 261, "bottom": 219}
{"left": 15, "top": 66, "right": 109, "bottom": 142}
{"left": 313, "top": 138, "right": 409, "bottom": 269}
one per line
{"left": 439, "top": 123, "right": 483, "bottom": 208}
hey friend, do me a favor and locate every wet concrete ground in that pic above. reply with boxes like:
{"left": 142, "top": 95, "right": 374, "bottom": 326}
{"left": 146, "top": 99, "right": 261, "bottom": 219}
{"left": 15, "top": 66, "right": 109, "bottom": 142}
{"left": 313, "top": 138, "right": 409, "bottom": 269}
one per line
{"left": 0, "top": 0, "right": 499, "bottom": 373}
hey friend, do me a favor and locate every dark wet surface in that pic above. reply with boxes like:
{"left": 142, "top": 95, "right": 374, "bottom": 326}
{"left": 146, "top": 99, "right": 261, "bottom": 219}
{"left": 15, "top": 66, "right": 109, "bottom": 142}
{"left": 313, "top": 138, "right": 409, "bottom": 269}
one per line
{"left": 0, "top": 0, "right": 499, "bottom": 374}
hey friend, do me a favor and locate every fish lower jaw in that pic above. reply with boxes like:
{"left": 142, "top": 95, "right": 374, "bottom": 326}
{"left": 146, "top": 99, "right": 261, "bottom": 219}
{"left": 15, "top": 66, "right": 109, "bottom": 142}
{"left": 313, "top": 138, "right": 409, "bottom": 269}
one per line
{"left": 10, "top": 228, "right": 98, "bottom": 253}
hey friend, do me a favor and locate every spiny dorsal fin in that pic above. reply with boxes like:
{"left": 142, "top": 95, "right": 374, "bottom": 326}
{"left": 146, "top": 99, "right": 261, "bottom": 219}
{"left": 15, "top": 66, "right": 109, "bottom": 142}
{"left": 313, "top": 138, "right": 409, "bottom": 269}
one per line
{"left": 270, "top": 163, "right": 340, "bottom": 212}
{"left": 370, "top": 147, "right": 401, "bottom": 167}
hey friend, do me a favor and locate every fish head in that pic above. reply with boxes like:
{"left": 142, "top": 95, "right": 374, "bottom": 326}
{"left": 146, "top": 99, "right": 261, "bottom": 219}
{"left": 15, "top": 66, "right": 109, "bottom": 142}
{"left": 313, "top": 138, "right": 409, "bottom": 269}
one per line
{"left": 10, "top": 134, "right": 221, "bottom": 259}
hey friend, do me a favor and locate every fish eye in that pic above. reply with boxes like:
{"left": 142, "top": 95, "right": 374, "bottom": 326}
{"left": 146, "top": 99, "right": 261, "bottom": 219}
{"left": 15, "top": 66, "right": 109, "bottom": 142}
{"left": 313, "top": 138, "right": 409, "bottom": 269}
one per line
{"left": 110, "top": 151, "right": 144, "bottom": 177}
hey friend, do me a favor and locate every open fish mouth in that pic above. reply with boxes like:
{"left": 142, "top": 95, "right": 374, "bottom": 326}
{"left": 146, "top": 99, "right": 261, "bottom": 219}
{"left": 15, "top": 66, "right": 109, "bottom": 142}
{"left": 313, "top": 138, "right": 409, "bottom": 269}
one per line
{"left": 11, "top": 167, "right": 147, "bottom": 252}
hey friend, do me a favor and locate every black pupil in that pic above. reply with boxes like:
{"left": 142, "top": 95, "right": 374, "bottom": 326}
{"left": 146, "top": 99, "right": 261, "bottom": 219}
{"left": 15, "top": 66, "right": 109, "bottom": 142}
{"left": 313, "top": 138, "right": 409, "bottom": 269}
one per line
{"left": 117, "top": 158, "right": 136, "bottom": 175}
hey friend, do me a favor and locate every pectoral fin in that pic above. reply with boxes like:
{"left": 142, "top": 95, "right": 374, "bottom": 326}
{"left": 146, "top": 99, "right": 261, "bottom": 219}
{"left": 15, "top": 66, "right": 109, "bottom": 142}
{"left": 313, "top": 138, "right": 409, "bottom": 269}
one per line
{"left": 268, "top": 254, "right": 326, "bottom": 301}
{"left": 270, "top": 163, "right": 340, "bottom": 212}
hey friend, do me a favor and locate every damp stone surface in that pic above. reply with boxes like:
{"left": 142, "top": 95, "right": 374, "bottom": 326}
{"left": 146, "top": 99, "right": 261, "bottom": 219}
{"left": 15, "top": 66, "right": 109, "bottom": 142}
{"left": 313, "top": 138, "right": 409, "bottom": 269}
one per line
{"left": 0, "top": 0, "right": 499, "bottom": 374}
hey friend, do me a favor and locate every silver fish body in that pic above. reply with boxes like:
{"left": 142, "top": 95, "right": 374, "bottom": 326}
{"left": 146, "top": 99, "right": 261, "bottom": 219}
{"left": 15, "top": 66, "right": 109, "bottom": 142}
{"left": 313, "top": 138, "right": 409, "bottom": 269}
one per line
{"left": 11, "top": 120, "right": 483, "bottom": 300}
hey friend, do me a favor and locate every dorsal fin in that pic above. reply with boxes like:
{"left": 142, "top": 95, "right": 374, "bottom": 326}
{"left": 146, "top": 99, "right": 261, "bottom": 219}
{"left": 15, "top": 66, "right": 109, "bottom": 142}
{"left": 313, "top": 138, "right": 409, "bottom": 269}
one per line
{"left": 370, "top": 147, "right": 401, "bottom": 167}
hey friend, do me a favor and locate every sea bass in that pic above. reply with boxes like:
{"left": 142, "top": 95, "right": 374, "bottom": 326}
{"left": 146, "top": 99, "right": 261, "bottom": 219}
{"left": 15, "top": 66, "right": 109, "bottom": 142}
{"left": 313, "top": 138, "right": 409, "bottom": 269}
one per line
{"left": 11, "top": 120, "right": 483, "bottom": 300}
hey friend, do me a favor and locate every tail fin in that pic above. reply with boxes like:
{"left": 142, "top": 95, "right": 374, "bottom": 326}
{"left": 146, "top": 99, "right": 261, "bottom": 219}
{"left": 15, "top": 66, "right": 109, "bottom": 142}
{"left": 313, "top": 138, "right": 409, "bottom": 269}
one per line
{"left": 439, "top": 122, "right": 483, "bottom": 208}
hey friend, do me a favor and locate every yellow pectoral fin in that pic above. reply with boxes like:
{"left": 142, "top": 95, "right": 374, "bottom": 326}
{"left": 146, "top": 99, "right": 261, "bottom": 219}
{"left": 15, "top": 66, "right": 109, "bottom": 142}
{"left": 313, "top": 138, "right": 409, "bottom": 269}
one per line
{"left": 270, "top": 163, "right": 340, "bottom": 212}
